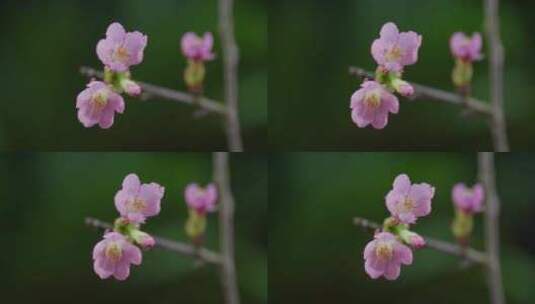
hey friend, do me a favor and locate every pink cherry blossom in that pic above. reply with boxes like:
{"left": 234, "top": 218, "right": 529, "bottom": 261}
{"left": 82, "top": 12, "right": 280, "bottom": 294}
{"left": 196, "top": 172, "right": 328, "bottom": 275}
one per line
{"left": 181, "top": 32, "right": 215, "bottom": 61}
{"left": 76, "top": 81, "right": 125, "bottom": 129}
{"left": 185, "top": 183, "right": 218, "bottom": 214}
{"left": 92, "top": 232, "right": 142, "bottom": 280}
{"left": 371, "top": 22, "right": 422, "bottom": 72}
{"left": 97, "top": 22, "right": 148, "bottom": 72}
{"left": 450, "top": 32, "right": 483, "bottom": 62}
{"left": 350, "top": 80, "right": 399, "bottom": 129}
{"left": 386, "top": 174, "right": 435, "bottom": 224}
{"left": 364, "top": 232, "right": 413, "bottom": 280}
{"left": 452, "top": 183, "right": 484, "bottom": 214}
{"left": 114, "top": 173, "right": 165, "bottom": 224}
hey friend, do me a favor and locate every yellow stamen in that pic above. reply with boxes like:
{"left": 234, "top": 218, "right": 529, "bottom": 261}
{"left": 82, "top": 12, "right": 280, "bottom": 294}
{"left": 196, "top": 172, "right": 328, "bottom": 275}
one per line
{"left": 127, "top": 197, "right": 147, "bottom": 212}
{"left": 113, "top": 46, "right": 130, "bottom": 63}
{"left": 375, "top": 242, "right": 393, "bottom": 260}
{"left": 385, "top": 45, "right": 402, "bottom": 61}
{"left": 105, "top": 242, "right": 122, "bottom": 262}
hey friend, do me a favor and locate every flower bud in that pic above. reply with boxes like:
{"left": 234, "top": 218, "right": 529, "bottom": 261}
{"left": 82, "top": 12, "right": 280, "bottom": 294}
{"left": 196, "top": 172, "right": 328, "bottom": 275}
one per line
{"left": 452, "top": 59, "right": 473, "bottom": 88}
{"left": 185, "top": 209, "right": 207, "bottom": 240}
{"left": 130, "top": 229, "right": 156, "bottom": 249}
{"left": 451, "top": 209, "right": 473, "bottom": 244}
{"left": 121, "top": 79, "right": 142, "bottom": 97}
{"left": 184, "top": 60, "right": 206, "bottom": 94}
{"left": 391, "top": 78, "right": 414, "bottom": 97}
{"left": 399, "top": 229, "right": 426, "bottom": 249}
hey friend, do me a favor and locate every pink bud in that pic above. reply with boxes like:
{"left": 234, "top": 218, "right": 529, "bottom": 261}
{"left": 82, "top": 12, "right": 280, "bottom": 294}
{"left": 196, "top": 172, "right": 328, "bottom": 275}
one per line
{"left": 452, "top": 183, "right": 484, "bottom": 214}
{"left": 398, "top": 83, "right": 414, "bottom": 97}
{"left": 409, "top": 234, "right": 426, "bottom": 249}
{"left": 450, "top": 32, "right": 483, "bottom": 62}
{"left": 123, "top": 79, "right": 142, "bottom": 97}
{"left": 137, "top": 232, "right": 155, "bottom": 249}
{"left": 185, "top": 183, "right": 218, "bottom": 214}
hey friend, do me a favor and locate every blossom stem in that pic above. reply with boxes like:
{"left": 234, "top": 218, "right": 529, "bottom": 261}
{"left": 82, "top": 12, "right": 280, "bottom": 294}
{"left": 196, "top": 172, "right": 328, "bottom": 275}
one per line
{"left": 213, "top": 152, "right": 241, "bottom": 304}
{"left": 353, "top": 217, "right": 487, "bottom": 264}
{"left": 80, "top": 66, "right": 228, "bottom": 115}
{"left": 219, "top": 0, "right": 244, "bottom": 152}
{"left": 478, "top": 152, "right": 506, "bottom": 304}
{"left": 85, "top": 217, "right": 222, "bottom": 264}
{"left": 349, "top": 66, "right": 493, "bottom": 116}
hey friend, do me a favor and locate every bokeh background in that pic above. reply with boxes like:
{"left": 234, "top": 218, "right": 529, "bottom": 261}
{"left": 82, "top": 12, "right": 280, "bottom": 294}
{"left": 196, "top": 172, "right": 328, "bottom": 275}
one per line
{"left": 0, "top": 153, "right": 267, "bottom": 303}
{"left": 270, "top": 0, "right": 535, "bottom": 150}
{"left": 270, "top": 153, "right": 535, "bottom": 304}
{"left": 0, "top": 0, "right": 266, "bottom": 150}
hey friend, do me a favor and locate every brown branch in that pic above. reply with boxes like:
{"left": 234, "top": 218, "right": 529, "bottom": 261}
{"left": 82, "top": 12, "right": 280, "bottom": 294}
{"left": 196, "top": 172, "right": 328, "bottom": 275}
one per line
{"left": 219, "top": 0, "right": 244, "bottom": 152}
{"left": 485, "top": 0, "right": 509, "bottom": 151}
{"left": 353, "top": 217, "right": 487, "bottom": 264}
{"left": 80, "top": 66, "right": 228, "bottom": 115}
{"left": 478, "top": 152, "right": 506, "bottom": 304}
{"left": 85, "top": 217, "right": 222, "bottom": 265}
{"left": 348, "top": 66, "right": 493, "bottom": 116}
{"left": 213, "top": 152, "right": 240, "bottom": 304}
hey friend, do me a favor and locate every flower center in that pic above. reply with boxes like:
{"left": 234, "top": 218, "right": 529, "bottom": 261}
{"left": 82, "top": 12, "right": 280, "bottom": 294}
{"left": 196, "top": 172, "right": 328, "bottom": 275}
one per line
{"left": 127, "top": 197, "right": 146, "bottom": 213}
{"left": 364, "top": 90, "right": 381, "bottom": 108}
{"left": 113, "top": 46, "right": 130, "bottom": 63}
{"left": 105, "top": 242, "right": 122, "bottom": 262}
{"left": 398, "top": 197, "right": 415, "bottom": 213}
{"left": 375, "top": 242, "right": 393, "bottom": 260}
{"left": 91, "top": 90, "right": 108, "bottom": 110}
{"left": 385, "top": 45, "right": 402, "bottom": 61}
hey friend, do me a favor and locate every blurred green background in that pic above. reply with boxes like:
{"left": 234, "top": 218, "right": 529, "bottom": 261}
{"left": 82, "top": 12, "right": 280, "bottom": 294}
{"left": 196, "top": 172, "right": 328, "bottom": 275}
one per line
{"left": 0, "top": 0, "right": 266, "bottom": 150}
{"left": 270, "top": 153, "right": 535, "bottom": 304}
{"left": 270, "top": 0, "right": 535, "bottom": 150}
{"left": 0, "top": 153, "right": 267, "bottom": 303}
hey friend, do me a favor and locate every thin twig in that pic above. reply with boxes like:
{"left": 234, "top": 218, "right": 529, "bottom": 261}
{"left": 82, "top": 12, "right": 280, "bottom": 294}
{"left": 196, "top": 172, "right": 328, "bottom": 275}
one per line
{"left": 213, "top": 152, "right": 240, "bottom": 304}
{"left": 219, "top": 0, "right": 244, "bottom": 152}
{"left": 85, "top": 217, "right": 222, "bottom": 264}
{"left": 80, "top": 66, "right": 228, "bottom": 115}
{"left": 485, "top": 0, "right": 509, "bottom": 151}
{"left": 348, "top": 66, "right": 493, "bottom": 116}
{"left": 353, "top": 217, "right": 487, "bottom": 264}
{"left": 478, "top": 152, "right": 506, "bottom": 304}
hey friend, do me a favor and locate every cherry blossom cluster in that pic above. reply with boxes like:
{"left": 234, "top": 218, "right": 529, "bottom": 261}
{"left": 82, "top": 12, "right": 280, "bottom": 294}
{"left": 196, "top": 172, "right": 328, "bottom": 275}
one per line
{"left": 76, "top": 22, "right": 147, "bottom": 129}
{"left": 92, "top": 173, "right": 164, "bottom": 280}
{"left": 363, "top": 174, "right": 434, "bottom": 280}
{"left": 184, "top": 183, "right": 219, "bottom": 245}
{"left": 181, "top": 32, "right": 216, "bottom": 94}
{"left": 350, "top": 22, "right": 422, "bottom": 129}
{"left": 450, "top": 183, "right": 485, "bottom": 246}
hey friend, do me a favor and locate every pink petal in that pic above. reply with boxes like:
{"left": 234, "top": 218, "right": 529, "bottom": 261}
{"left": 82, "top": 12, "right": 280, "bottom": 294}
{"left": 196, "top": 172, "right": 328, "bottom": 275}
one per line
{"left": 383, "top": 262, "right": 401, "bottom": 280}
{"left": 113, "top": 262, "right": 130, "bottom": 280}
{"left": 393, "top": 174, "right": 411, "bottom": 194}
{"left": 123, "top": 174, "right": 141, "bottom": 193}
{"left": 106, "top": 22, "right": 126, "bottom": 42}
{"left": 379, "top": 22, "right": 399, "bottom": 43}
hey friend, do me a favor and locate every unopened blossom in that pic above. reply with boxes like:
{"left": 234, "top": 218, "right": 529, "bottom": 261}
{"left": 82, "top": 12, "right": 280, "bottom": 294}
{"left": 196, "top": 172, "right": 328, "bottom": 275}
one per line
{"left": 76, "top": 81, "right": 125, "bottom": 129}
{"left": 121, "top": 79, "right": 142, "bottom": 97}
{"left": 350, "top": 80, "right": 399, "bottom": 129}
{"left": 399, "top": 230, "right": 426, "bottom": 249}
{"left": 364, "top": 232, "right": 413, "bottom": 280}
{"left": 97, "top": 22, "right": 148, "bottom": 72}
{"left": 452, "top": 183, "right": 484, "bottom": 214}
{"left": 114, "top": 173, "right": 165, "bottom": 224}
{"left": 92, "top": 232, "right": 142, "bottom": 280}
{"left": 130, "top": 230, "right": 156, "bottom": 249}
{"left": 185, "top": 183, "right": 218, "bottom": 214}
{"left": 386, "top": 174, "right": 435, "bottom": 224}
{"left": 450, "top": 32, "right": 483, "bottom": 62}
{"left": 371, "top": 22, "right": 422, "bottom": 72}
{"left": 181, "top": 32, "right": 215, "bottom": 62}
